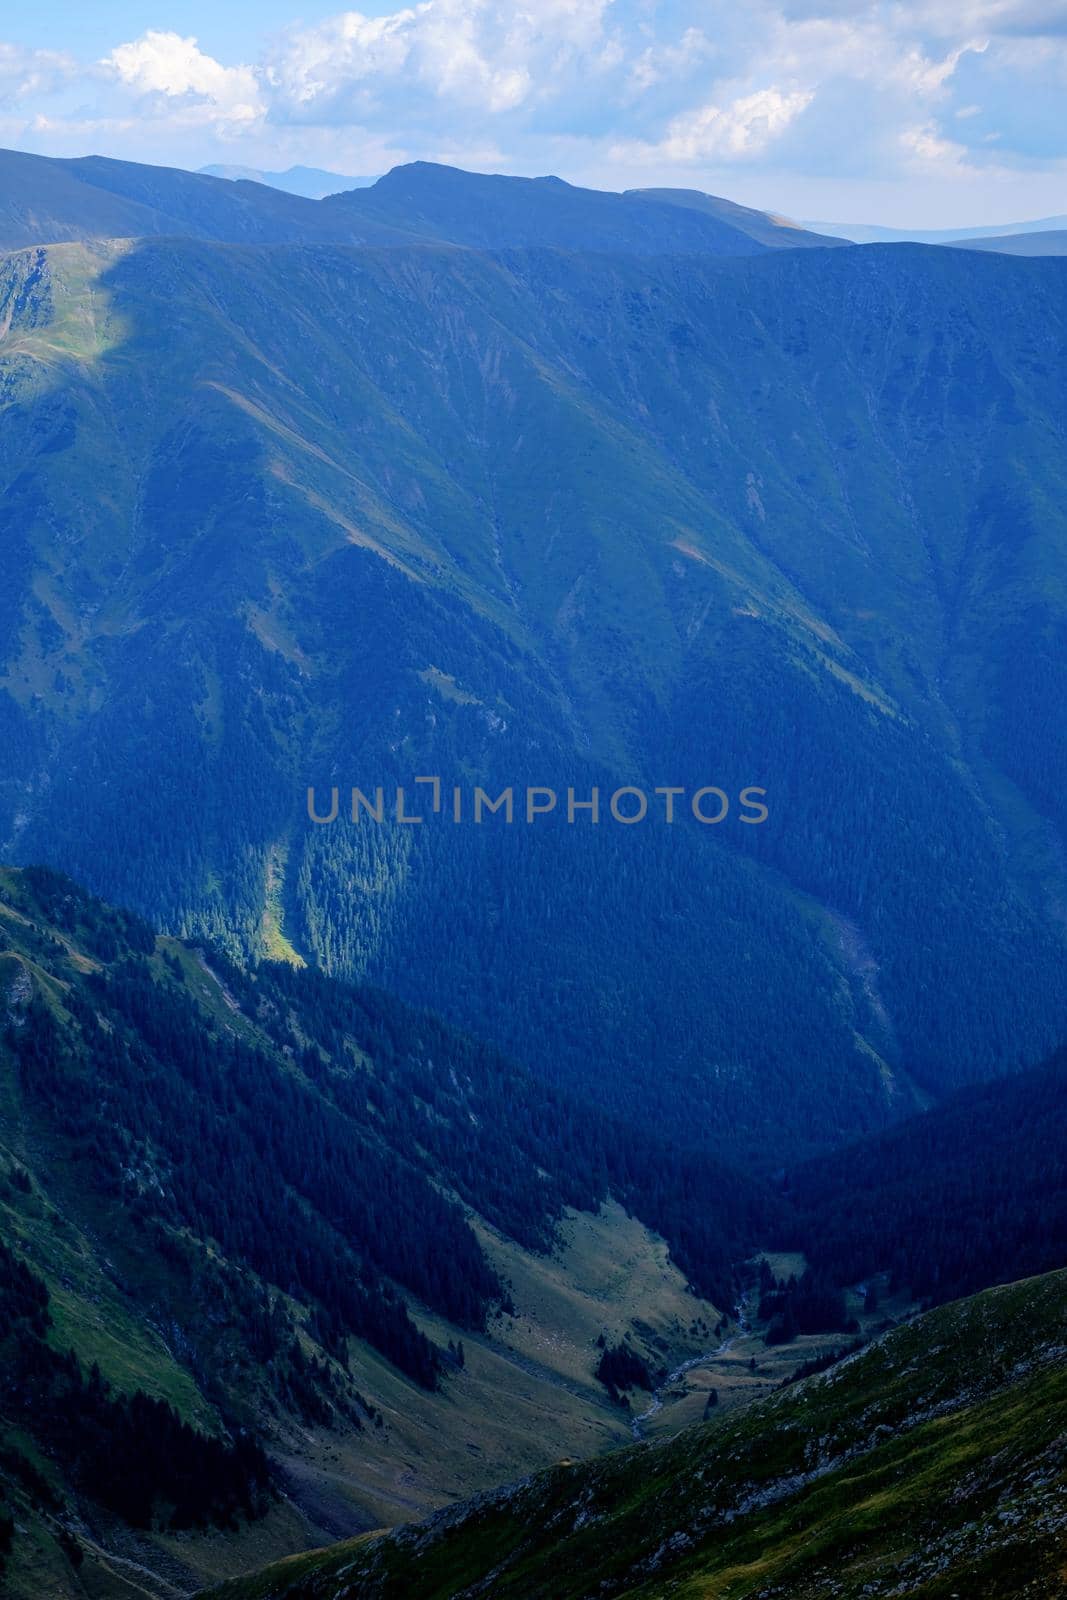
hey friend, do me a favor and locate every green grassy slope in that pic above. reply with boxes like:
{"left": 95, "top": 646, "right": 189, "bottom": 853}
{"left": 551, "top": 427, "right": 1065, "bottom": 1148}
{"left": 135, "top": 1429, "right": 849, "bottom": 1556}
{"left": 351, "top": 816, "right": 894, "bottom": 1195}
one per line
{"left": 205, "top": 1269, "right": 1067, "bottom": 1600}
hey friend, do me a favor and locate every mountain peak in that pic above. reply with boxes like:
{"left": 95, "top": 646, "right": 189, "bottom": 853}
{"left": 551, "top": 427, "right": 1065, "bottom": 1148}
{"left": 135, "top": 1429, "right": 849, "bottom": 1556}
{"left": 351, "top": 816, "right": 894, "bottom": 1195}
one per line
{"left": 331, "top": 158, "right": 772, "bottom": 254}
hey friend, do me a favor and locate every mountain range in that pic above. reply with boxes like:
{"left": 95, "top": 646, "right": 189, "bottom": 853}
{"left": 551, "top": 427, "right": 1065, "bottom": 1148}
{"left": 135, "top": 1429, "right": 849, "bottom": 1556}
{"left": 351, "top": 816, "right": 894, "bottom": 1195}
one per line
{"left": 2, "top": 144, "right": 1067, "bottom": 1598}
{"left": 956, "top": 228, "right": 1067, "bottom": 257}
{"left": 806, "top": 210, "right": 1067, "bottom": 245}
{"left": 3, "top": 152, "right": 1067, "bottom": 1174}
{"left": 0, "top": 148, "right": 832, "bottom": 255}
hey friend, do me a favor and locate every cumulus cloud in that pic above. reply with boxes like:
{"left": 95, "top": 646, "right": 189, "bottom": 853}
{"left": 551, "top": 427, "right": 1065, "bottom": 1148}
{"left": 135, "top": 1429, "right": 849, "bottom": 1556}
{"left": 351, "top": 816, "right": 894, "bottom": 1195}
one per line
{"left": 262, "top": 0, "right": 619, "bottom": 124}
{"left": 102, "top": 31, "right": 263, "bottom": 124}
{"left": 899, "top": 119, "right": 971, "bottom": 168}
{"left": 2, "top": 0, "right": 1066, "bottom": 221}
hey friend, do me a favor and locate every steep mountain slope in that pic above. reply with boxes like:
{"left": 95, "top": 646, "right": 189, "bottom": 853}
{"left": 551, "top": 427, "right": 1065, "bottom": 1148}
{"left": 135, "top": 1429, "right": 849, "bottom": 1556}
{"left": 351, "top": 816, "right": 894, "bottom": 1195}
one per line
{"left": 2, "top": 232, "right": 1067, "bottom": 1165}
{"left": 0, "top": 866, "right": 770, "bottom": 1595}
{"left": 324, "top": 163, "right": 775, "bottom": 253}
{"left": 205, "top": 1269, "right": 1067, "bottom": 1600}
{"left": 792, "top": 1042, "right": 1067, "bottom": 1306}
{"left": 626, "top": 185, "right": 845, "bottom": 249}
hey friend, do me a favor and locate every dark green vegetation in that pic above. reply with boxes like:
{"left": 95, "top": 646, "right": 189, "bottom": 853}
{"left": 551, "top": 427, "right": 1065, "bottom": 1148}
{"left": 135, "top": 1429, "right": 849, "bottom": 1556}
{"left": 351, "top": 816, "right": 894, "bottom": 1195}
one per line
{"left": 1, "top": 864, "right": 767, "bottom": 1354}
{"left": 0, "top": 865, "right": 768, "bottom": 1593}
{"left": 595, "top": 1342, "right": 653, "bottom": 1401}
{"left": 3, "top": 865, "right": 1064, "bottom": 1597}
{"left": 4, "top": 149, "right": 1067, "bottom": 1598}
{"left": 792, "top": 1043, "right": 1067, "bottom": 1308}
{"left": 0, "top": 1234, "right": 272, "bottom": 1553}
{"left": 756, "top": 1259, "right": 855, "bottom": 1346}
{"left": 2, "top": 161, "right": 1067, "bottom": 1171}
{"left": 205, "top": 1269, "right": 1067, "bottom": 1600}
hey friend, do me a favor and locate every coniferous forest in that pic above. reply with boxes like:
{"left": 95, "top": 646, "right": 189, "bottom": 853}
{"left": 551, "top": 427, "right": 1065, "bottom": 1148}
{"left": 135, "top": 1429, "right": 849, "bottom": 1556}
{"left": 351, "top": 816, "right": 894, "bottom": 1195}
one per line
{"left": 1, "top": 126, "right": 1067, "bottom": 1600}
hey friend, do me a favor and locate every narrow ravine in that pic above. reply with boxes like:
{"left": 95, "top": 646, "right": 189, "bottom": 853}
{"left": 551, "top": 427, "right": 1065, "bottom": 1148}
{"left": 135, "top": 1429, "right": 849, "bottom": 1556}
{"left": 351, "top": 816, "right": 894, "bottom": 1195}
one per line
{"left": 631, "top": 1293, "right": 752, "bottom": 1440}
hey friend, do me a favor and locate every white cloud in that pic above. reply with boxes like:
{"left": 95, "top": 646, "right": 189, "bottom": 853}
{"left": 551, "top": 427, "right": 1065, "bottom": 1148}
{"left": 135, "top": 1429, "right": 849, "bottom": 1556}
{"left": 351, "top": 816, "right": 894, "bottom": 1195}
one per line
{"left": 102, "top": 31, "right": 263, "bottom": 124}
{"left": 614, "top": 84, "right": 814, "bottom": 163}
{"left": 627, "top": 28, "right": 713, "bottom": 94}
{"left": 0, "top": 41, "right": 77, "bottom": 105}
{"left": 3, "top": 0, "right": 1067, "bottom": 224}
{"left": 754, "top": 13, "right": 985, "bottom": 99}
{"left": 899, "top": 119, "right": 973, "bottom": 171}
{"left": 263, "top": 0, "right": 619, "bottom": 123}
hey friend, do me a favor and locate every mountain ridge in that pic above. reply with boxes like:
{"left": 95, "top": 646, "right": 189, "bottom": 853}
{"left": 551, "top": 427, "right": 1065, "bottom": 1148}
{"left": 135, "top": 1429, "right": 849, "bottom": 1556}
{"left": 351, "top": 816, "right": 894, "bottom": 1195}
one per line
{"left": 625, "top": 185, "right": 847, "bottom": 249}
{"left": 321, "top": 161, "right": 789, "bottom": 254}
{"left": 804, "top": 210, "right": 1067, "bottom": 244}
{"left": 0, "top": 149, "right": 835, "bottom": 258}
{"left": 955, "top": 228, "right": 1067, "bottom": 256}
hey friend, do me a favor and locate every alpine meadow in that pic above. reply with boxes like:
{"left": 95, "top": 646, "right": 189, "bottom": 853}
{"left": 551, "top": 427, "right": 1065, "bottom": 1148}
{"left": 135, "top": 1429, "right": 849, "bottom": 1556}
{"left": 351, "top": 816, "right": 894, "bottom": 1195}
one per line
{"left": 1, "top": 8, "right": 1067, "bottom": 1597}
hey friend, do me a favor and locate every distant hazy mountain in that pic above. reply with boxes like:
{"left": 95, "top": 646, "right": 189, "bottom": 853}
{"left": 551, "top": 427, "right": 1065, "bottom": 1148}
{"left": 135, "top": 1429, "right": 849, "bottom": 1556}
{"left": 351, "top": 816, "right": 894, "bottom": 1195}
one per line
{"left": 955, "top": 228, "right": 1067, "bottom": 256}
{"left": 809, "top": 211, "right": 1067, "bottom": 244}
{"left": 198, "top": 163, "right": 376, "bottom": 199}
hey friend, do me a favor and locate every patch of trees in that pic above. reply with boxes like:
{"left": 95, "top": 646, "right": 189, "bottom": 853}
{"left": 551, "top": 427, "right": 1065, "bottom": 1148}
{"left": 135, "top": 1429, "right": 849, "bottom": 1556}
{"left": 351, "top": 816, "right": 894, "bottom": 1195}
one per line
{"left": 233, "top": 958, "right": 781, "bottom": 1310}
{"left": 11, "top": 977, "right": 458, "bottom": 1387}
{"left": 757, "top": 1260, "right": 856, "bottom": 1346}
{"left": 790, "top": 1045, "right": 1067, "bottom": 1308}
{"left": 0, "top": 1239, "right": 272, "bottom": 1533}
{"left": 596, "top": 1342, "right": 653, "bottom": 1401}
{"left": 16, "top": 865, "right": 156, "bottom": 961}
{"left": 3, "top": 870, "right": 782, "bottom": 1393}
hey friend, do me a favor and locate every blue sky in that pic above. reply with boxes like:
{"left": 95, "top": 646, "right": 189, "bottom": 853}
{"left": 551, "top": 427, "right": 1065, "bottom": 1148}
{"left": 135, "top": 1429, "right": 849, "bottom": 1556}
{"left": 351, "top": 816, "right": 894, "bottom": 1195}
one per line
{"left": 3, "top": 1, "right": 1067, "bottom": 225}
